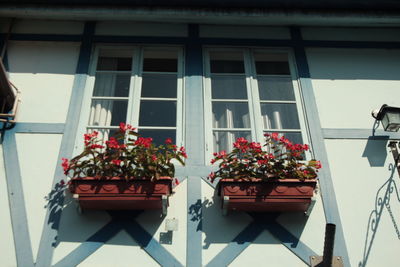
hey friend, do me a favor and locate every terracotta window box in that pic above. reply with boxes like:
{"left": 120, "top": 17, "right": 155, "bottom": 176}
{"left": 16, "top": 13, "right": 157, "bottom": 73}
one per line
{"left": 218, "top": 178, "right": 317, "bottom": 215}
{"left": 69, "top": 176, "right": 172, "bottom": 215}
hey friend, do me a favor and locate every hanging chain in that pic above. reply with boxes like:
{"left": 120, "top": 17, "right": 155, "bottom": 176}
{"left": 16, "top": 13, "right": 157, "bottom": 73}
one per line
{"left": 385, "top": 201, "right": 400, "bottom": 240}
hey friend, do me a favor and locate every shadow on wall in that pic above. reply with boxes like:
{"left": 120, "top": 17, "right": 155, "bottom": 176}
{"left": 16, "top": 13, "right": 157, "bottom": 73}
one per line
{"left": 189, "top": 183, "right": 310, "bottom": 249}
{"left": 45, "top": 182, "right": 165, "bottom": 247}
{"left": 359, "top": 164, "right": 400, "bottom": 267}
{"left": 362, "top": 121, "right": 389, "bottom": 167}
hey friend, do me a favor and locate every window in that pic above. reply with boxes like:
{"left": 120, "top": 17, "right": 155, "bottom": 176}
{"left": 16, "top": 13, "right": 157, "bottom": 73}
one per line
{"left": 77, "top": 46, "right": 184, "bottom": 151}
{"left": 204, "top": 48, "right": 308, "bottom": 159}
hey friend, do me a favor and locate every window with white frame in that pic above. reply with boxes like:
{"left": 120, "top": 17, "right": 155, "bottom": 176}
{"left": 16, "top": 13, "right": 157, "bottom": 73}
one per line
{"left": 79, "top": 46, "right": 184, "bottom": 147}
{"left": 204, "top": 48, "right": 308, "bottom": 158}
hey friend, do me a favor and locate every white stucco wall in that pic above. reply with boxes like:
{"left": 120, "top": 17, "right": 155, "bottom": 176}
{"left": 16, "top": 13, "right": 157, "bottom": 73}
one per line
{"left": 307, "top": 48, "right": 400, "bottom": 129}
{"left": 0, "top": 145, "right": 17, "bottom": 267}
{"left": 326, "top": 139, "right": 400, "bottom": 267}
{"left": 7, "top": 41, "right": 79, "bottom": 123}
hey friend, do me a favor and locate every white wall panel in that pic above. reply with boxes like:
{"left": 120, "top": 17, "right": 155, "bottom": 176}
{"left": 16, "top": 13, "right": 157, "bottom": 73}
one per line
{"left": 307, "top": 48, "right": 400, "bottom": 129}
{"left": 326, "top": 139, "right": 400, "bottom": 267}
{"left": 302, "top": 27, "right": 400, "bottom": 42}
{"left": 13, "top": 19, "right": 84, "bottom": 34}
{"left": 8, "top": 41, "right": 79, "bottom": 123}
{"left": 0, "top": 145, "right": 17, "bottom": 267}
{"left": 78, "top": 230, "right": 160, "bottom": 267}
{"left": 277, "top": 192, "right": 325, "bottom": 257}
{"left": 52, "top": 209, "right": 112, "bottom": 265}
{"left": 230, "top": 231, "right": 307, "bottom": 267}
{"left": 15, "top": 133, "right": 62, "bottom": 261}
{"left": 201, "top": 180, "right": 253, "bottom": 264}
{"left": 199, "top": 25, "right": 290, "bottom": 39}
{"left": 136, "top": 179, "right": 188, "bottom": 265}
{"left": 95, "top": 22, "right": 187, "bottom": 37}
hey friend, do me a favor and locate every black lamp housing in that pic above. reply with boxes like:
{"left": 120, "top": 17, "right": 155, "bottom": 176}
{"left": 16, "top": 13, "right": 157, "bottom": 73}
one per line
{"left": 373, "top": 104, "right": 400, "bottom": 132}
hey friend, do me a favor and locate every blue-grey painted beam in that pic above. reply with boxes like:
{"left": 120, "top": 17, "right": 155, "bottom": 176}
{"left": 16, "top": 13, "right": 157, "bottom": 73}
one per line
{"left": 322, "top": 128, "right": 400, "bottom": 140}
{"left": 264, "top": 220, "right": 315, "bottom": 265}
{"left": 9, "top": 33, "right": 82, "bottom": 42}
{"left": 185, "top": 24, "right": 204, "bottom": 267}
{"left": 13, "top": 123, "right": 65, "bottom": 134}
{"left": 4, "top": 32, "right": 400, "bottom": 49}
{"left": 35, "top": 22, "right": 96, "bottom": 267}
{"left": 53, "top": 221, "right": 123, "bottom": 267}
{"left": 122, "top": 220, "right": 184, "bottom": 267}
{"left": 206, "top": 221, "right": 265, "bottom": 267}
{"left": 290, "top": 27, "right": 350, "bottom": 266}
{"left": 2, "top": 128, "right": 35, "bottom": 267}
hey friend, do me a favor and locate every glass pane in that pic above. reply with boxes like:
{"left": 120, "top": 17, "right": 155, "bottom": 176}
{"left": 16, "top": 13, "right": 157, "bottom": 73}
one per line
{"left": 261, "top": 103, "right": 300, "bottom": 129}
{"left": 258, "top": 77, "right": 295, "bottom": 101}
{"left": 89, "top": 100, "right": 128, "bottom": 127}
{"left": 212, "top": 102, "right": 250, "bottom": 128}
{"left": 141, "top": 73, "right": 177, "bottom": 98}
{"left": 211, "top": 75, "right": 247, "bottom": 99}
{"left": 97, "top": 57, "right": 132, "bottom": 71}
{"left": 143, "top": 50, "right": 178, "bottom": 72}
{"left": 213, "top": 131, "right": 251, "bottom": 153}
{"left": 210, "top": 51, "right": 244, "bottom": 73}
{"left": 139, "top": 101, "right": 176, "bottom": 127}
{"left": 138, "top": 129, "right": 176, "bottom": 146}
{"left": 264, "top": 131, "right": 303, "bottom": 145}
{"left": 92, "top": 73, "right": 130, "bottom": 97}
{"left": 254, "top": 53, "right": 290, "bottom": 75}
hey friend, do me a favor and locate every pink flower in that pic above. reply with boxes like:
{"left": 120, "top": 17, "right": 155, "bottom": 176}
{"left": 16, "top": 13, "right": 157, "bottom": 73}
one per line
{"left": 61, "top": 158, "right": 69, "bottom": 174}
{"left": 315, "top": 161, "right": 322, "bottom": 169}
{"left": 151, "top": 155, "right": 157, "bottom": 162}
{"left": 174, "top": 178, "right": 180, "bottom": 186}
{"left": 111, "top": 159, "right": 122, "bottom": 165}
{"left": 233, "top": 137, "right": 249, "bottom": 152}
{"left": 106, "top": 137, "right": 119, "bottom": 149}
{"left": 135, "top": 137, "right": 153, "bottom": 148}
{"left": 179, "top": 146, "right": 187, "bottom": 158}
{"left": 165, "top": 138, "right": 173, "bottom": 144}
{"left": 90, "top": 144, "right": 104, "bottom": 149}
{"left": 208, "top": 172, "right": 216, "bottom": 182}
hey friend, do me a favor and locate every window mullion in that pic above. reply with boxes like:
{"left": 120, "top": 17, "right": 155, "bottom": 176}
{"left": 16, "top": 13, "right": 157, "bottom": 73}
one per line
{"left": 203, "top": 49, "right": 214, "bottom": 160}
{"left": 243, "top": 49, "right": 260, "bottom": 143}
{"left": 176, "top": 48, "right": 184, "bottom": 146}
{"left": 129, "top": 47, "right": 143, "bottom": 128}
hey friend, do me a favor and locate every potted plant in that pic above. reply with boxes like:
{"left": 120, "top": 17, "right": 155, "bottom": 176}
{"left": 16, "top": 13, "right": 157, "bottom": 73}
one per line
{"left": 208, "top": 133, "right": 321, "bottom": 214}
{"left": 62, "top": 123, "right": 187, "bottom": 215}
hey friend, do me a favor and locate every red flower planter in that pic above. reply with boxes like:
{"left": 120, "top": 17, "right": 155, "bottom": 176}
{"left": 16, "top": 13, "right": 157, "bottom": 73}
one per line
{"left": 69, "top": 176, "right": 173, "bottom": 215}
{"left": 218, "top": 178, "right": 317, "bottom": 215}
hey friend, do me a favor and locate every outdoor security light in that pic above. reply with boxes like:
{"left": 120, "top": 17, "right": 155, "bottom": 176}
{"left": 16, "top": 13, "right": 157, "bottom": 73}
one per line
{"left": 372, "top": 104, "right": 400, "bottom": 132}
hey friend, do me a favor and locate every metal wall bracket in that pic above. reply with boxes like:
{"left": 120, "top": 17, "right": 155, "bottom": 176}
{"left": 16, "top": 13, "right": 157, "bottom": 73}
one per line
{"left": 72, "top": 194, "right": 82, "bottom": 214}
{"left": 162, "top": 195, "right": 168, "bottom": 216}
{"left": 305, "top": 196, "right": 317, "bottom": 216}
{"left": 222, "top": 196, "right": 229, "bottom": 216}
{"left": 310, "top": 255, "right": 344, "bottom": 267}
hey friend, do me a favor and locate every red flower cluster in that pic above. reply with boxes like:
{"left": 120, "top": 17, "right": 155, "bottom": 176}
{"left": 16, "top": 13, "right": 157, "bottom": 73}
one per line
{"left": 179, "top": 146, "right": 188, "bottom": 158}
{"left": 61, "top": 158, "right": 69, "bottom": 174}
{"left": 111, "top": 159, "right": 122, "bottom": 165}
{"left": 209, "top": 135, "right": 320, "bottom": 182}
{"left": 84, "top": 131, "right": 99, "bottom": 146}
{"left": 135, "top": 137, "right": 153, "bottom": 148}
{"left": 165, "top": 138, "right": 173, "bottom": 144}
{"left": 119, "top": 122, "right": 135, "bottom": 133}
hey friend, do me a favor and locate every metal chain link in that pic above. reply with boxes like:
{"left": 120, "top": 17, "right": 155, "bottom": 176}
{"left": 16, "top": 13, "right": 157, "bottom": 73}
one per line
{"left": 385, "top": 202, "right": 400, "bottom": 240}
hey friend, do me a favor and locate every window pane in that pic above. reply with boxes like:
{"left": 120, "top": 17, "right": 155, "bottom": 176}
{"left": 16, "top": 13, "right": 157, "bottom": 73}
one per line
{"left": 139, "top": 101, "right": 176, "bottom": 127}
{"left": 210, "top": 51, "right": 244, "bottom": 73}
{"left": 211, "top": 75, "right": 247, "bottom": 99}
{"left": 143, "top": 50, "right": 178, "bottom": 72}
{"left": 254, "top": 53, "right": 290, "bottom": 75}
{"left": 264, "top": 131, "right": 303, "bottom": 145}
{"left": 213, "top": 131, "right": 251, "bottom": 153}
{"left": 89, "top": 100, "right": 128, "bottom": 127}
{"left": 261, "top": 103, "right": 300, "bottom": 129}
{"left": 92, "top": 73, "right": 130, "bottom": 97}
{"left": 258, "top": 77, "right": 295, "bottom": 101}
{"left": 138, "top": 129, "right": 176, "bottom": 146}
{"left": 212, "top": 102, "right": 250, "bottom": 128}
{"left": 141, "top": 73, "right": 177, "bottom": 98}
{"left": 97, "top": 57, "right": 132, "bottom": 71}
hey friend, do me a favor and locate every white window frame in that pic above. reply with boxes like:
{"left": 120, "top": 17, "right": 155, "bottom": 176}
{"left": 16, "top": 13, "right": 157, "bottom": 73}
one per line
{"left": 74, "top": 45, "right": 185, "bottom": 154}
{"left": 203, "top": 47, "right": 311, "bottom": 163}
